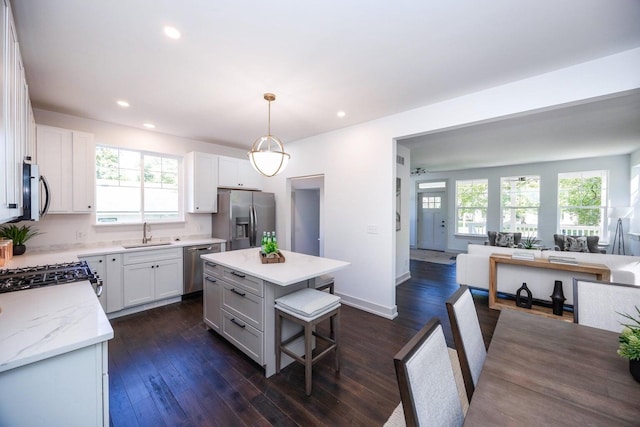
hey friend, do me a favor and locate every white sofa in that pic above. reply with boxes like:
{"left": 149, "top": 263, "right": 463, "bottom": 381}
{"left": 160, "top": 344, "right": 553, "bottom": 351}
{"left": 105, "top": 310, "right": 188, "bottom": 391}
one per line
{"left": 456, "top": 244, "right": 640, "bottom": 304}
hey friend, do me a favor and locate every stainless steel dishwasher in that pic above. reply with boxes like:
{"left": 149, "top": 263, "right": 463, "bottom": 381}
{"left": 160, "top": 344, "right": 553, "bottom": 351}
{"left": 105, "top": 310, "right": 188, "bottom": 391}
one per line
{"left": 183, "top": 243, "right": 222, "bottom": 294}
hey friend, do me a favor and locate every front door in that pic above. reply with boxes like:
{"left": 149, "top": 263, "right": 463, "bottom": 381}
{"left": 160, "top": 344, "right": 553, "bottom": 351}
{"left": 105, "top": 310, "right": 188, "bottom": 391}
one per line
{"left": 417, "top": 191, "right": 446, "bottom": 251}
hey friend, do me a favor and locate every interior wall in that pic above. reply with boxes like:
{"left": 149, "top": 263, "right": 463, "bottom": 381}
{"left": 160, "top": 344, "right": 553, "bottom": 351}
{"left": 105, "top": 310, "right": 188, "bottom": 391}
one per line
{"left": 410, "top": 154, "right": 631, "bottom": 253}
{"left": 27, "top": 109, "right": 253, "bottom": 250}
{"left": 396, "top": 144, "right": 411, "bottom": 285}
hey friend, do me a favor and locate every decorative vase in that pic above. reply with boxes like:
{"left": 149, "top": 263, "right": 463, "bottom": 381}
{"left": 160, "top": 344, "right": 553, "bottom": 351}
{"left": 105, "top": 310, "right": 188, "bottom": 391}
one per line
{"left": 550, "top": 280, "right": 566, "bottom": 316}
{"left": 516, "top": 283, "right": 532, "bottom": 309}
{"left": 631, "top": 360, "right": 640, "bottom": 383}
{"left": 13, "top": 244, "right": 26, "bottom": 256}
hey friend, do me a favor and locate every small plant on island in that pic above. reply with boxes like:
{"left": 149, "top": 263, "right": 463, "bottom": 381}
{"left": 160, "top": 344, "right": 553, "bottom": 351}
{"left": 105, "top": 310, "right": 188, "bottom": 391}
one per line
{"left": 263, "top": 240, "right": 279, "bottom": 256}
{"left": 618, "top": 306, "right": 640, "bottom": 361}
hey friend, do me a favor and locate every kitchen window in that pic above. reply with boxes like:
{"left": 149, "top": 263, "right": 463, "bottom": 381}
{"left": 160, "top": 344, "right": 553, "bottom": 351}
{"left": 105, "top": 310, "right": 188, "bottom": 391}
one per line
{"left": 557, "top": 170, "right": 608, "bottom": 238}
{"left": 455, "top": 179, "right": 488, "bottom": 235}
{"left": 95, "top": 146, "right": 182, "bottom": 224}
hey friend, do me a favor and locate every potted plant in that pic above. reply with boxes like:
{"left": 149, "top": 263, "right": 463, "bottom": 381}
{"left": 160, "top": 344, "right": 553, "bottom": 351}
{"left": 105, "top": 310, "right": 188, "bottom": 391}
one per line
{"left": 0, "top": 224, "right": 42, "bottom": 255}
{"left": 617, "top": 306, "right": 640, "bottom": 383}
{"left": 518, "top": 234, "right": 539, "bottom": 249}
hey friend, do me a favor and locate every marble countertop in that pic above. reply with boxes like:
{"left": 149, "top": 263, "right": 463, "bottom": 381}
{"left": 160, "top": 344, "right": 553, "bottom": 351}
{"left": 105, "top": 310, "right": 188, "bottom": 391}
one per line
{"left": 201, "top": 248, "right": 350, "bottom": 286}
{"left": 2, "top": 238, "right": 226, "bottom": 269}
{"left": 0, "top": 281, "right": 114, "bottom": 373}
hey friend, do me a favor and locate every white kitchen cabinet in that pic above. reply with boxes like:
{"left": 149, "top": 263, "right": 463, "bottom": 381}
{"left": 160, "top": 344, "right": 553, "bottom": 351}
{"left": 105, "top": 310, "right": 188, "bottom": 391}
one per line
{"left": 82, "top": 253, "right": 124, "bottom": 314}
{"left": 36, "top": 125, "right": 95, "bottom": 214}
{"left": 218, "top": 155, "right": 262, "bottom": 190}
{"left": 122, "top": 247, "right": 183, "bottom": 308}
{"left": 185, "top": 151, "right": 218, "bottom": 213}
{"left": 0, "top": 341, "right": 109, "bottom": 426}
{"left": 0, "top": 0, "right": 32, "bottom": 223}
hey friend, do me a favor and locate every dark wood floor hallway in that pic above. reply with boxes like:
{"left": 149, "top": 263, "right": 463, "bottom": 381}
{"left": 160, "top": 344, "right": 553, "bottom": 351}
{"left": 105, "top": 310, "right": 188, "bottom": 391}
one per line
{"left": 108, "top": 260, "right": 499, "bottom": 426}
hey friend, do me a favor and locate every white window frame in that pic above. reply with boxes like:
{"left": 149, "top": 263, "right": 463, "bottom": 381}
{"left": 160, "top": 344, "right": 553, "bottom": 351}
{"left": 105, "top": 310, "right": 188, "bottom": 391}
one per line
{"left": 95, "top": 145, "right": 183, "bottom": 225}
{"left": 557, "top": 170, "right": 608, "bottom": 239}
{"left": 500, "top": 175, "right": 540, "bottom": 237}
{"left": 455, "top": 179, "right": 488, "bottom": 236}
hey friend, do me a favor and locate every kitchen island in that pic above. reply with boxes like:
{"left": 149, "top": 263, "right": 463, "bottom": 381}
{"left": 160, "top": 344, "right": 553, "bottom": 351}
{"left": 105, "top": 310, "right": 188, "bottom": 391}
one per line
{"left": 0, "top": 281, "right": 113, "bottom": 426}
{"left": 201, "top": 248, "right": 350, "bottom": 377}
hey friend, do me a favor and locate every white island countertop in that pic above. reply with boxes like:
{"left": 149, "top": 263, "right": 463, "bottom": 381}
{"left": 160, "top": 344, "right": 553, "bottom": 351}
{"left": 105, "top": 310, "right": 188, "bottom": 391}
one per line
{"left": 201, "top": 248, "right": 350, "bottom": 286}
{"left": 0, "top": 282, "right": 113, "bottom": 373}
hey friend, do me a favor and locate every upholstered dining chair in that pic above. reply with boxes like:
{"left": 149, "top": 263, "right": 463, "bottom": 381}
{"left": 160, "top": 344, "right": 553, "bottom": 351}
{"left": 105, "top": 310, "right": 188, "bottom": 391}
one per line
{"left": 446, "top": 285, "right": 487, "bottom": 400}
{"left": 573, "top": 278, "right": 640, "bottom": 333}
{"left": 393, "top": 318, "right": 465, "bottom": 427}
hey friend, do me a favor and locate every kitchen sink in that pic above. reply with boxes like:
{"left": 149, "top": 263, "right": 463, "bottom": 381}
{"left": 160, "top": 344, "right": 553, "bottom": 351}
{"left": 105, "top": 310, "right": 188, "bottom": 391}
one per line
{"left": 122, "top": 242, "right": 173, "bottom": 249}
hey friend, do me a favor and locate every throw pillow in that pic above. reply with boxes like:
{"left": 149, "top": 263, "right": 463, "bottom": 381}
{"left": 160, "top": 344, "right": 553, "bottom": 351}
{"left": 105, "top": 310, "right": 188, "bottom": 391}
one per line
{"left": 495, "top": 232, "right": 515, "bottom": 247}
{"left": 564, "top": 236, "right": 588, "bottom": 252}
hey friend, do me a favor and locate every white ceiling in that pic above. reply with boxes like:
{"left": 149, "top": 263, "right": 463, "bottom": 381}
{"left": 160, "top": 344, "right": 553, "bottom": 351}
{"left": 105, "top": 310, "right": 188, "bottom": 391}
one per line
{"left": 11, "top": 0, "right": 640, "bottom": 170}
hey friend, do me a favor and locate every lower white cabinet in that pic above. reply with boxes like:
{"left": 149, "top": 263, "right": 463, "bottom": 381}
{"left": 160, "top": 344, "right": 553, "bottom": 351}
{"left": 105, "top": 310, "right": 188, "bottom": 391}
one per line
{"left": 0, "top": 341, "right": 109, "bottom": 426}
{"left": 82, "top": 253, "right": 123, "bottom": 314}
{"left": 123, "top": 247, "right": 183, "bottom": 308}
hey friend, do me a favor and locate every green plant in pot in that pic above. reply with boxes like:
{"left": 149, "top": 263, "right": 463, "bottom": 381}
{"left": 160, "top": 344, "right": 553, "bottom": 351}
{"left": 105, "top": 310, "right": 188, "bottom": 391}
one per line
{"left": 0, "top": 224, "right": 42, "bottom": 256}
{"left": 518, "top": 234, "right": 539, "bottom": 249}
{"left": 617, "top": 306, "right": 640, "bottom": 383}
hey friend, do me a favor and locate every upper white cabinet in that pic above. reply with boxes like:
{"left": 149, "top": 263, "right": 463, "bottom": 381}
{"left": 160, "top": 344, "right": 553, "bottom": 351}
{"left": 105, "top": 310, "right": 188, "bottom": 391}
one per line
{"left": 185, "top": 151, "right": 218, "bottom": 213}
{"left": 0, "top": 0, "right": 33, "bottom": 223}
{"left": 36, "top": 125, "right": 95, "bottom": 214}
{"left": 218, "top": 156, "right": 262, "bottom": 190}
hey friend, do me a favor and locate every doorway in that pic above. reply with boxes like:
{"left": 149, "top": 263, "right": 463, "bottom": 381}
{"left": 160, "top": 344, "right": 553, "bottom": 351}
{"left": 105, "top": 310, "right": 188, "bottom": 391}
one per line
{"left": 290, "top": 175, "right": 324, "bottom": 256}
{"left": 417, "top": 190, "right": 447, "bottom": 251}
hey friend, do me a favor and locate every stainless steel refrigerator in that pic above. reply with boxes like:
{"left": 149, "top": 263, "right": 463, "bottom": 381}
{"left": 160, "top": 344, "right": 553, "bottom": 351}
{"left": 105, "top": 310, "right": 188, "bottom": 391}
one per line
{"left": 212, "top": 189, "right": 276, "bottom": 251}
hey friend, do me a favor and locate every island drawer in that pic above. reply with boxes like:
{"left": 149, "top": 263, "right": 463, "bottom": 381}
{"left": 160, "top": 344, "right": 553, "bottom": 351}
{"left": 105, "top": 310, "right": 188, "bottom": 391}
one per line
{"left": 221, "top": 282, "right": 263, "bottom": 330}
{"left": 203, "top": 260, "right": 223, "bottom": 278}
{"left": 221, "top": 309, "right": 263, "bottom": 365}
{"left": 222, "top": 268, "right": 263, "bottom": 297}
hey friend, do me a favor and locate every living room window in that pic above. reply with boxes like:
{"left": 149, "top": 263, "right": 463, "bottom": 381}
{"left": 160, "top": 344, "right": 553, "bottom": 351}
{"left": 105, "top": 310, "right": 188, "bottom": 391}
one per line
{"left": 500, "top": 175, "right": 540, "bottom": 236}
{"left": 557, "top": 170, "right": 608, "bottom": 238}
{"left": 95, "top": 146, "right": 182, "bottom": 224}
{"left": 455, "top": 179, "right": 488, "bottom": 235}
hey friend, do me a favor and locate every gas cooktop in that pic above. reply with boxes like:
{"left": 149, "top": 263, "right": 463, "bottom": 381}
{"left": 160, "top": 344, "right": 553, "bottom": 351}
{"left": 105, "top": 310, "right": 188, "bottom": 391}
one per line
{"left": 0, "top": 260, "right": 100, "bottom": 293}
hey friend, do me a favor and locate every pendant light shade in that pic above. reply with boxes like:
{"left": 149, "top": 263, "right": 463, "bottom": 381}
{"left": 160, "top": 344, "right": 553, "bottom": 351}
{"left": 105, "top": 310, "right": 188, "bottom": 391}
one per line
{"left": 248, "top": 93, "right": 290, "bottom": 177}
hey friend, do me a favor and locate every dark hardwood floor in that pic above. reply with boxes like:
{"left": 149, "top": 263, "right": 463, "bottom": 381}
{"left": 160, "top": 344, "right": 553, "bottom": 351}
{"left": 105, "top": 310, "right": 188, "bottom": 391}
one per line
{"left": 108, "top": 260, "right": 499, "bottom": 426}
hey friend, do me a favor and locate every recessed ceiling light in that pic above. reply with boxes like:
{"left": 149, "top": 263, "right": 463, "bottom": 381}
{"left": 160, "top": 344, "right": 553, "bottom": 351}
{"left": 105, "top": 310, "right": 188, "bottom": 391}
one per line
{"left": 337, "top": 111, "right": 346, "bottom": 118}
{"left": 143, "top": 123, "right": 156, "bottom": 129}
{"left": 116, "top": 100, "right": 130, "bottom": 108}
{"left": 163, "top": 26, "right": 181, "bottom": 40}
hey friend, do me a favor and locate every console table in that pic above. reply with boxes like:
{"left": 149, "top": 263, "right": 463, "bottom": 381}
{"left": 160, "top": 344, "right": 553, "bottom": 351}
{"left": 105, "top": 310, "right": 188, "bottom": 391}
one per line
{"left": 489, "top": 254, "right": 610, "bottom": 321}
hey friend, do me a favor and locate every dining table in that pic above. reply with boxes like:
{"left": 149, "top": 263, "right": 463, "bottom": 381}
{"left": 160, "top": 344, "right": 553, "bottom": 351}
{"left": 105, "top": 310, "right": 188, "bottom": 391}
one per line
{"left": 463, "top": 308, "right": 640, "bottom": 426}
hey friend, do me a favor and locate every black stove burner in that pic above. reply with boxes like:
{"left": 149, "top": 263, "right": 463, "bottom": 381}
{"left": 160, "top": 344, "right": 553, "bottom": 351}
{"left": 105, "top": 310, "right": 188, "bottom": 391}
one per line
{"left": 0, "top": 260, "right": 100, "bottom": 293}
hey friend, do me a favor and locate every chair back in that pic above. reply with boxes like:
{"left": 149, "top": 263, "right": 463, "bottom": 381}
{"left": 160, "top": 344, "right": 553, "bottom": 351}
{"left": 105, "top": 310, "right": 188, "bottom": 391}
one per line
{"left": 394, "top": 319, "right": 464, "bottom": 427}
{"left": 573, "top": 279, "right": 640, "bottom": 332}
{"left": 446, "top": 286, "right": 487, "bottom": 399}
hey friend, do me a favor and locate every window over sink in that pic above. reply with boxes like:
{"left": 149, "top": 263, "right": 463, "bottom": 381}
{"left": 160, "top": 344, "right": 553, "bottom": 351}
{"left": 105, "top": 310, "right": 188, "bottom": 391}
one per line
{"left": 95, "top": 146, "right": 182, "bottom": 224}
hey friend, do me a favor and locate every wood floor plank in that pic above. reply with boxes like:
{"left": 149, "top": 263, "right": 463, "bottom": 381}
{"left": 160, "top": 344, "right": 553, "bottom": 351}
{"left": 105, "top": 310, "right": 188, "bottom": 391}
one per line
{"left": 108, "top": 260, "right": 498, "bottom": 426}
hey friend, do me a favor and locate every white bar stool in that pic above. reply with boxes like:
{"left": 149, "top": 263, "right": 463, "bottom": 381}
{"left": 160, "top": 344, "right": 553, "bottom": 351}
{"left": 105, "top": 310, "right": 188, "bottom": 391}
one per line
{"left": 275, "top": 288, "right": 341, "bottom": 395}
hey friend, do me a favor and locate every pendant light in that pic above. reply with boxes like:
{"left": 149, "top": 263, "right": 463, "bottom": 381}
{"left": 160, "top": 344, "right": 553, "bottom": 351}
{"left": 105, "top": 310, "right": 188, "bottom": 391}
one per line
{"left": 248, "top": 93, "right": 290, "bottom": 177}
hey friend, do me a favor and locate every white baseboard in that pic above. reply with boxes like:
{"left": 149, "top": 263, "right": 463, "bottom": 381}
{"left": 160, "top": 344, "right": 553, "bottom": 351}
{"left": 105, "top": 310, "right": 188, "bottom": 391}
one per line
{"left": 336, "top": 292, "right": 398, "bottom": 320}
{"left": 396, "top": 272, "right": 411, "bottom": 286}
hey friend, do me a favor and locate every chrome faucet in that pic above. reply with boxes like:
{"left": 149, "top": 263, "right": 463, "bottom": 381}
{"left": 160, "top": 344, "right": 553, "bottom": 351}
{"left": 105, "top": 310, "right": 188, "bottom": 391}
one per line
{"left": 142, "top": 222, "right": 152, "bottom": 244}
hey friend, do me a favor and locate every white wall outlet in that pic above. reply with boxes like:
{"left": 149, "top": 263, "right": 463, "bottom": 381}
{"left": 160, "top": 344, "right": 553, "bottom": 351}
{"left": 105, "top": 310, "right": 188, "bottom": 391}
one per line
{"left": 76, "top": 231, "right": 86, "bottom": 240}
{"left": 366, "top": 224, "right": 379, "bottom": 234}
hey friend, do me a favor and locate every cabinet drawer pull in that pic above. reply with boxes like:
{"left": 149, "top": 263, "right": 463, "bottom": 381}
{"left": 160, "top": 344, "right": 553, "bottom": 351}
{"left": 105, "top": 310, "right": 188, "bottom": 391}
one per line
{"left": 230, "top": 288, "right": 246, "bottom": 297}
{"left": 205, "top": 262, "right": 217, "bottom": 267}
{"left": 205, "top": 277, "right": 217, "bottom": 283}
{"left": 231, "top": 271, "right": 246, "bottom": 278}
{"left": 230, "top": 318, "right": 246, "bottom": 328}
